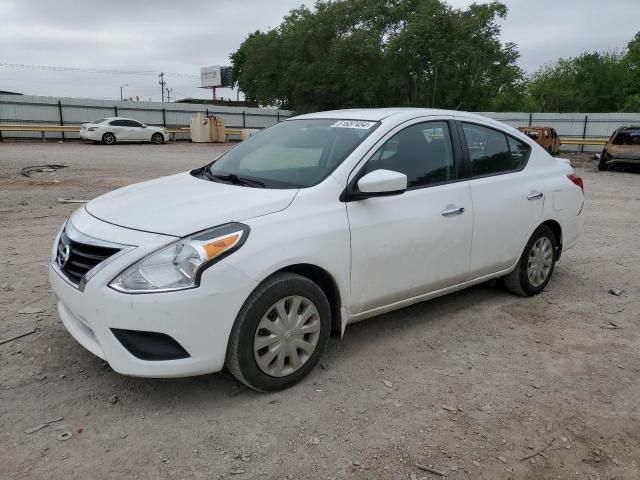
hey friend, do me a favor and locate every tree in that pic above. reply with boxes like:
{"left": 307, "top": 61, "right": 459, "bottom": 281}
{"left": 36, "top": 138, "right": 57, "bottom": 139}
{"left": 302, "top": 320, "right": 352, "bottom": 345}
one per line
{"left": 520, "top": 31, "right": 640, "bottom": 113}
{"left": 231, "top": 0, "right": 523, "bottom": 112}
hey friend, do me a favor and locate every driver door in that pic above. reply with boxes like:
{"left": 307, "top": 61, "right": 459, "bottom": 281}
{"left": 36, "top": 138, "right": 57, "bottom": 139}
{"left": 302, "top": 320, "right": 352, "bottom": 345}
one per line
{"left": 347, "top": 119, "right": 473, "bottom": 315}
{"left": 124, "top": 120, "right": 147, "bottom": 141}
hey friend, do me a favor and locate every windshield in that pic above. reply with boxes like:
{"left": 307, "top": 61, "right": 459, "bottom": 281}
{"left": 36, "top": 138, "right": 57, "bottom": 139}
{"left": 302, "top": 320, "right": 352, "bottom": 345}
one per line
{"left": 208, "top": 119, "right": 379, "bottom": 188}
{"left": 613, "top": 129, "right": 640, "bottom": 146}
{"left": 92, "top": 118, "right": 109, "bottom": 124}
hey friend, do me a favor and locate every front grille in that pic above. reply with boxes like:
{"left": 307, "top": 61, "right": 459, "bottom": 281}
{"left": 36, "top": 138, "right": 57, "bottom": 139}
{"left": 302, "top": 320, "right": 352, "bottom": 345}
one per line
{"left": 57, "top": 230, "right": 120, "bottom": 284}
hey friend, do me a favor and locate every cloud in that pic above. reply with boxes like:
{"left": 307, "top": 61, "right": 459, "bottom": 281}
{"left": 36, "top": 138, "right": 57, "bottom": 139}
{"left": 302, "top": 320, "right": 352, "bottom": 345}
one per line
{"left": 0, "top": 0, "right": 638, "bottom": 99}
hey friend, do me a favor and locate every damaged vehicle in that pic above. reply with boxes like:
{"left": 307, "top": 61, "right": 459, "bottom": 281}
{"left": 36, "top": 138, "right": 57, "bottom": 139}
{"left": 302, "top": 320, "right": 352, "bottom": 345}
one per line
{"left": 599, "top": 126, "right": 640, "bottom": 171}
{"left": 50, "top": 108, "right": 584, "bottom": 392}
{"left": 517, "top": 127, "right": 561, "bottom": 154}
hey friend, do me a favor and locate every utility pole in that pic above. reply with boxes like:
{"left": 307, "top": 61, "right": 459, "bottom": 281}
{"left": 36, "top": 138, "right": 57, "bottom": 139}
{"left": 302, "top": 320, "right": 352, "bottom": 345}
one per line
{"left": 166, "top": 87, "right": 173, "bottom": 103}
{"left": 158, "top": 72, "right": 166, "bottom": 104}
{"left": 120, "top": 83, "right": 128, "bottom": 101}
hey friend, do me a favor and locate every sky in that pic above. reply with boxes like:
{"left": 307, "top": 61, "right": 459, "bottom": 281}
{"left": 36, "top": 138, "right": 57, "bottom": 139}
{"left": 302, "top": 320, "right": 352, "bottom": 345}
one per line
{"left": 0, "top": 0, "right": 638, "bottom": 101}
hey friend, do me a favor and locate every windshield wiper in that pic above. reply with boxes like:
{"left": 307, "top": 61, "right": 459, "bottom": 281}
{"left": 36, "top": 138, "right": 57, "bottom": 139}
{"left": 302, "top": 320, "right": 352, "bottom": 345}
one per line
{"left": 210, "top": 172, "right": 266, "bottom": 188}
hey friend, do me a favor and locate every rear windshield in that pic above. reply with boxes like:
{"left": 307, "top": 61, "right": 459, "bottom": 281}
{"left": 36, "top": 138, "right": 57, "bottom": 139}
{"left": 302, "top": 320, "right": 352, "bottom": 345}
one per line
{"left": 208, "top": 119, "right": 379, "bottom": 188}
{"left": 612, "top": 130, "right": 640, "bottom": 146}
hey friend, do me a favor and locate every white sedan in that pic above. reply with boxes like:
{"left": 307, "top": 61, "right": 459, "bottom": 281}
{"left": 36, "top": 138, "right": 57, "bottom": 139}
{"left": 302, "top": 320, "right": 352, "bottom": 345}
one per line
{"left": 80, "top": 117, "right": 167, "bottom": 144}
{"left": 50, "top": 108, "right": 584, "bottom": 391}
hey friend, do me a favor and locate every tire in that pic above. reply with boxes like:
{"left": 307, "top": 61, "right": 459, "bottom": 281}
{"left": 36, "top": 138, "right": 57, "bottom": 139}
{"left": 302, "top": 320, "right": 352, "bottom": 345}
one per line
{"left": 598, "top": 159, "right": 608, "bottom": 171}
{"left": 102, "top": 132, "right": 116, "bottom": 145}
{"left": 225, "top": 272, "right": 331, "bottom": 392}
{"left": 504, "top": 225, "right": 557, "bottom": 297}
{"left": 151, "top": 132, "right": 164, "bottom": 145}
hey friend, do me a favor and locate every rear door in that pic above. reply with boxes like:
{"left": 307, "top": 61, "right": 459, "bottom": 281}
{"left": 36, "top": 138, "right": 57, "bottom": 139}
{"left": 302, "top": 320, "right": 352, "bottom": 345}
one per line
{"left": 347, "top": 118, "right": 473, "bottom": 314}
{"left": 108, "top": 120, "right": 127, "bottom": 140}
{"left": 458, "top": 121, "right": 544, "bottom": 278}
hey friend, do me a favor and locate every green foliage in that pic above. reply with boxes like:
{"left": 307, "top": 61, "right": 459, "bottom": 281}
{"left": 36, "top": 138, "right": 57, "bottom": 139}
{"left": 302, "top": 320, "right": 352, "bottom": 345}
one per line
{"left": 230, "top": 0, "right": 640, "bottom": 113}
{"left": 521, "top": 32, "right": 640, "bottom": 113}
{"left": 231, "top": 0, "right": 522, "bottom": 112}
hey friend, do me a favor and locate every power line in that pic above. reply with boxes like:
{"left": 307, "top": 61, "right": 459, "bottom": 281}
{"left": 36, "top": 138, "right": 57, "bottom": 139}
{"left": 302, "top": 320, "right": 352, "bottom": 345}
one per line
{"left": 0, "top": 63, "right": 199, "bottom": 79}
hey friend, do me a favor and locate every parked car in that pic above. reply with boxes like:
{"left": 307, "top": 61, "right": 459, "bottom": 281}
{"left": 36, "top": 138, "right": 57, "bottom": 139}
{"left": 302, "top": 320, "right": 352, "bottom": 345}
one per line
{"left": 517, "top": 127, "right": 561, "bottom": 154}
{"left": 599, "top": 126, "right": 640, "bottom": 171}
{"left": 80, "top": 117, "right": 167, "bottom": 145}
{"left": 50, "top": 108, "right": 584, "bottom": 391}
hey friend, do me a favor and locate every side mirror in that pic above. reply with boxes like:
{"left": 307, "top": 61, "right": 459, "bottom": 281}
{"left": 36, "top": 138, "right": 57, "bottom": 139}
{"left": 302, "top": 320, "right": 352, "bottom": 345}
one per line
{"left": 356, "top": 169, "right": 407, "bottom": 197}
{"left": 141, "top": 124, "right": 148, "bottom": 128}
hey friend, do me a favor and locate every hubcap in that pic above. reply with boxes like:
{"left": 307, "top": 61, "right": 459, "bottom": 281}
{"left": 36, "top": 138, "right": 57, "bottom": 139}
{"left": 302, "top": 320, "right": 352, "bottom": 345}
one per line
{"left": 253, "top": 295, "right": 321, "bottom": 377}
{"left": 527, "top": 236, "right": 553, "bottom": 287}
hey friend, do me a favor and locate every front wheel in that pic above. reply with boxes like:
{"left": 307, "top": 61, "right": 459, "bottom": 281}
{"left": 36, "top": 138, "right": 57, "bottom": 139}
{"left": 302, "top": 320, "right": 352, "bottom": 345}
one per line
{"left": 225, "top": 272, "right": 331, "bottom": 392}
{"left": 504, "top": 225, "right": 557, "bottom": 297}
{"left": 151, "top": 132, "right": 164, "bottom": 144}
{"left": 102, "top": 132, "right": 116, "bottom": 145}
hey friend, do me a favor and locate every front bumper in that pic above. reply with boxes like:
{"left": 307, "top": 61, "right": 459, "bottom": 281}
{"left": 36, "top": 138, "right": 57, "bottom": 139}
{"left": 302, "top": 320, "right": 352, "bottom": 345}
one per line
{"left": 49, "top": 211, "right": 258, "bottom": 377}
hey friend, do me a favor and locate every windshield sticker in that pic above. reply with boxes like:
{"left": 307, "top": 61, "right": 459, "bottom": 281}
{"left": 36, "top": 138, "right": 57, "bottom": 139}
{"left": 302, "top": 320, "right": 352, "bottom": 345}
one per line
{"left": 330, "top": 120, "right": 376, "bottom": 130}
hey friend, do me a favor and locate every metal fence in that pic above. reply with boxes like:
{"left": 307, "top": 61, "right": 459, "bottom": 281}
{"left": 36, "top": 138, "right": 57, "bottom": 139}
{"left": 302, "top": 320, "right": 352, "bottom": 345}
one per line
{"left": 0, "top": 94, "right": 293, "bottom": 140}
{"left": 479, "top": 112, "right": 640, "bottom": 152}
{"left": 1, "top": 95, "right": 638, "bottom": 150}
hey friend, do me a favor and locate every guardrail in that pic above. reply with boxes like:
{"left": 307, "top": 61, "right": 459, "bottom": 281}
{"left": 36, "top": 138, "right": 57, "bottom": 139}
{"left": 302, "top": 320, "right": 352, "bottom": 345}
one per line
{"left": 0, "top": 123, "right": 244, "bottom": 142}
{"left": 559, "top": 137, "right": 607, "bottom": 146}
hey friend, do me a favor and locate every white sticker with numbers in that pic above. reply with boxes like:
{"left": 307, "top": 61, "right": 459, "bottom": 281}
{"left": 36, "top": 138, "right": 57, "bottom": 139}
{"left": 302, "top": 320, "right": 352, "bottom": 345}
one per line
{"left": 330, "top": 120, "right": 376, "bottom": 130}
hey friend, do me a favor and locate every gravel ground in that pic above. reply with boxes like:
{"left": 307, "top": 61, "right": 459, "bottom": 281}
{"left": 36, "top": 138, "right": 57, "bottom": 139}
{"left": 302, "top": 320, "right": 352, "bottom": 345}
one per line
{"left": 0, "top": 143, "right": 639, "bottom": 480}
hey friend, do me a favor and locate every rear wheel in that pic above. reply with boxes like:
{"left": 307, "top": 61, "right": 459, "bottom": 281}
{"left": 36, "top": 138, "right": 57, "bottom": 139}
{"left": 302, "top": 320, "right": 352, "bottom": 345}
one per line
{"left": 151, "top": 132, "right": 164, "bottom": 144}
{"left": 226, "top": 272, "right": 331, "bottom": 392}
{"left": 102, "top": 132, "right": 116, "bottom": 145}
{"left": 504, "top": 225, "right": 557, "bottom": 297}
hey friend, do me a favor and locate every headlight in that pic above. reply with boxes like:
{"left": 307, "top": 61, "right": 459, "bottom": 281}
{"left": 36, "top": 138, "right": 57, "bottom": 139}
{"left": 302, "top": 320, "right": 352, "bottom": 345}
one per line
{"left": 88, "top": 127, "right": 97, "bottom": 131}
{"left": 109, "top": 223, "right": 249, "bottom": 294}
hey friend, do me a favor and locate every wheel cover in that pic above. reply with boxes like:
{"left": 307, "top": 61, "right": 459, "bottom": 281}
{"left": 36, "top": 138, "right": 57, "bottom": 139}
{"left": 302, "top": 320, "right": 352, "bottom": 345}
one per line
{"left": 153, "top": 133, "right": 162, "bottom": 143}
{"left": 527, "top": 236, "right": 553, "bottom": 287}
{"left": 104, "top": 133, "right": 114, "bottom": 144}
{"left": 253, "top": 295, "right": 321, "bottom": 377}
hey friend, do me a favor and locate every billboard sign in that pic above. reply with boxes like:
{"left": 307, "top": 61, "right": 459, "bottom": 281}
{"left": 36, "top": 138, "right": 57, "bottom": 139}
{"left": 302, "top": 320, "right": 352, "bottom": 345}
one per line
{"left": 200, "top": 66, "right": 221, "bottom": 88}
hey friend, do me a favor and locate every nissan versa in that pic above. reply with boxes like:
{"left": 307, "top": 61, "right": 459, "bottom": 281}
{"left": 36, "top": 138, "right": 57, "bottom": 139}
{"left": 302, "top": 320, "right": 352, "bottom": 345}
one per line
{"left": 50, "top": 109, "right": 584, "bottom": 391}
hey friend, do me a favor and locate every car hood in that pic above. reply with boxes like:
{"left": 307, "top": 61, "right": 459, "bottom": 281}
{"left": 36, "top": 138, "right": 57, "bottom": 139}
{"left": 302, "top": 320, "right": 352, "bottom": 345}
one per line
{"left": 605, "top": 145, "right": 640, "bottom": 160}
{"left": 85, "top": 172, "right": 299, "bottom": 237}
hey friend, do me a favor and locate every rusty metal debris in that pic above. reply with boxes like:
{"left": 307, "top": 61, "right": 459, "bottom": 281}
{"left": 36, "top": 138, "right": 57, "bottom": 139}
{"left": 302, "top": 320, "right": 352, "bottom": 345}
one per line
{"left": 21, "top": 164, "right": 68, "bottom": 177}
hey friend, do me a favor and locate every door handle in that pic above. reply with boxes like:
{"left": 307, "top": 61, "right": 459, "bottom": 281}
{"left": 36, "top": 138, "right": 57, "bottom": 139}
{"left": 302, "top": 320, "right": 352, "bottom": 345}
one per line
{"left": 527, "top": 191, "right": 544, "bottom": 201}
{"left": 441, "top": 206, "right": 465, "bottom": 217}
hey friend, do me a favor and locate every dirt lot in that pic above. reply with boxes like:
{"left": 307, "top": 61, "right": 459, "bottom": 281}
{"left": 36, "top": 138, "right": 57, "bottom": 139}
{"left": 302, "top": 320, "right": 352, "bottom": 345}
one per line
{"left": 1, "top": 143, "right": 639, "bottom": 480}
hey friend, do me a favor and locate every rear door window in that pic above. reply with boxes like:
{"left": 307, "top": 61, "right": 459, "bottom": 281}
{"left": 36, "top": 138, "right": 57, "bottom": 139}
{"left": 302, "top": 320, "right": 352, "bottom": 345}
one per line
{"left": 462, "top": 123, "right": 531, "bottom": 177}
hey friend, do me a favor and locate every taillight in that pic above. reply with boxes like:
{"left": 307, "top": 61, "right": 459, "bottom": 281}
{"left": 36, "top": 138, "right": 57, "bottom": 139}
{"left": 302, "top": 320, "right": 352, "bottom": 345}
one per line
{"left": 567, "top": 173, "right": 584, "bottom": 192}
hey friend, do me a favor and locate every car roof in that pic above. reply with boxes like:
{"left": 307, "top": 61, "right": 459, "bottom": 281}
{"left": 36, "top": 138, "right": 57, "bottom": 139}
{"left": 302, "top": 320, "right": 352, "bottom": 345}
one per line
{"left": 293, "top": 108, "right": 489, "bottom": 122}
